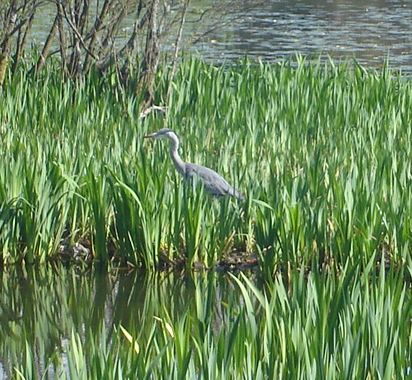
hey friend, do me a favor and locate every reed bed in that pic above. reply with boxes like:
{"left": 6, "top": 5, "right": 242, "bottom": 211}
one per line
{"left": 0, "top": 264, "right": 410, "bottom": 379}
{"left": 0, "top": 58, "right": 411, "bottom": 273}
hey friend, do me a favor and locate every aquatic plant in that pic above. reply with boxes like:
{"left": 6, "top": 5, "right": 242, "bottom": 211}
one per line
{"left": 0, "top": 58, "right": 411, "bottom": 273}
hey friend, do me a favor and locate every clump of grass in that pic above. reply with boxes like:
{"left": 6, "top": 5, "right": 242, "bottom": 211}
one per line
{"left": 0, "top": 57, "right": 411, "bottom": 272}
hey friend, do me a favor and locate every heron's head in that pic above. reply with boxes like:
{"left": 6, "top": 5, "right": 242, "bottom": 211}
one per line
{"left": 144, "top": 128, "right": 176, "bottom": 140}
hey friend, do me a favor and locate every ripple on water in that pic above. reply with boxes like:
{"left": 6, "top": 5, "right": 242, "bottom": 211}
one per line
{"left": 29, "top": 0, "right": 412, "bottom": 72}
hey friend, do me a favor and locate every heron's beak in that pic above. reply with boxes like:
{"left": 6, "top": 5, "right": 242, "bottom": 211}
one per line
{"left": 144, "top": 132, "right": 156, "bottom": 139}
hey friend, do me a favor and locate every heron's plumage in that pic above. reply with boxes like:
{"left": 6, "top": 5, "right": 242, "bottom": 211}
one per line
{"left": 144, "top": 129, "right": 244, "bottom": 201}
{"left": 185, "top": 163, "right": 244, "bottom": 199}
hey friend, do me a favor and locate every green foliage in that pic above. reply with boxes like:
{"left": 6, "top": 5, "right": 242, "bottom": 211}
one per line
{"left": 0, "top": 57, "right": 411, "bottom": 272}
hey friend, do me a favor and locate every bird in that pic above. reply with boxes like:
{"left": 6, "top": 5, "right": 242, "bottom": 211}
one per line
{"left": 144, "top": 128, "right": 244, "bottom": 200}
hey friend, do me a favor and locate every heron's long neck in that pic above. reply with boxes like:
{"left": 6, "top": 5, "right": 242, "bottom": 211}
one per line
{"left": 169, "top": 134, "right": 186, "bottom": 175}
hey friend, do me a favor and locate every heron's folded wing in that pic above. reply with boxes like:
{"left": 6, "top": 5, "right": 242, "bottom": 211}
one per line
{"left": 186, "top": 163, "right": 240, "bottom": 197}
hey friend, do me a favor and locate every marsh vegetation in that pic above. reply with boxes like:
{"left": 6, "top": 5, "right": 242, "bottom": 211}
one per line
{"left": 1, "top": 2, "right": 412, "bottom": 379}
{"left": 1, "top": 58, "right": 412, "bottom": 273}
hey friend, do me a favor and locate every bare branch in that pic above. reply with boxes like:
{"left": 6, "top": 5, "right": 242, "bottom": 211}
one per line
{"left": 137, "top": 0, "right": 162, "bottom": 105}
{"left": 82, "top": 0, "right": 111, "bottom": 72}
{"left": 12, "top": 6, "right": 35, "bottom": 72}
{"left": 118, "top": 8, "right": 149, "bottom": 58}
{"left": 35, "top": 13, "right": 59, "bottom": 73}
{"left": 56, "top": 1, "right": 68, "bottom": 76}
{"left": 61, "top": 2, "right": 99, "bottom": 61}
{"left": 166, "top": 0, "right": 189, "bottom": 103}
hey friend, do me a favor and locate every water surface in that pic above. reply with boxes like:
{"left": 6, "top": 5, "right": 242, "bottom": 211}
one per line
{"left": 0, "top": 265, "right": 247, "bottom": 378}
{"left": 0, "top": 265, "right": 410, "bottom": 378}
{"left": 30, "top": 0, "right": 412, "bottom": 72}
{"left": 191, "top": 0, "right": 411, "bottom": 72}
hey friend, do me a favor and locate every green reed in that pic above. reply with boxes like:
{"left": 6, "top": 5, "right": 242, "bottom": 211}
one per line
{"left": 0, "top": 57, "right": 411, "bottom": 271}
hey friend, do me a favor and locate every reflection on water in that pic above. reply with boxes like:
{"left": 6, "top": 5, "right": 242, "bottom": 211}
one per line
{"left": 0, "top": 265, "right": 410, "bottom": 378}
{"left": 192, "top": 0, "right": 411, "bottom": 71}
{"left": 0, "top": 265, "right": 249, "bottom": 378}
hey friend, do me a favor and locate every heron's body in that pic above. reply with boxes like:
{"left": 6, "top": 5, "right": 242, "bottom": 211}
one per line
{"left": 144, "top": 128, "right": 244, "bottom": 200}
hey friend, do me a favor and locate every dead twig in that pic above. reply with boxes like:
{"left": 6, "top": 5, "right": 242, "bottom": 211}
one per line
{"left": 139, "top": 104, "right": 166, "bottom": 119}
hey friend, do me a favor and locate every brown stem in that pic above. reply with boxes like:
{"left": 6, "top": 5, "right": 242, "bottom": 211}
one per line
{"left": 63, "top": 5, "right": 99, "bottom": 61}
{"left": 12, "top": 5, "right": 36, "bottom": 73}
{"left": 115, "top": 0, "right": 148, "bottom": 82}
{"left": 56, "top": 1, "right": 68, "bottom": 77}
{"left": 78, "top": 0, "right": 89, "bottom": 35}
{"left": 35, "top": 14, "right": 59, "bottom": 73}
{"left": 166, "top": 0, "right": 190, "bottom": 104}
{"left": 0, "top": 0, "right": 17, "bottom": 55}
{"left": 67, "top": 0, "right": 81, "bottom": 77}
{"left": 119, "top": 5, "right": 149, "bottom": 58}
{"left": 0, "top": 54, "right": 9, "bottom": 86}
{"left": 137, "top": 0, "right": 161, "bottom": 105}
{"left": 83, "top": 0, "right": 112, "bottom": 72}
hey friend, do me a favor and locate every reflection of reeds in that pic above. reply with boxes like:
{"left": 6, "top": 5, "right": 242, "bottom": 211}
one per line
{"left": 1, "top": 265, "right": 410, "bottom": 378}
{"left": 0, "top": 57, "right": 411, "bottom": 274}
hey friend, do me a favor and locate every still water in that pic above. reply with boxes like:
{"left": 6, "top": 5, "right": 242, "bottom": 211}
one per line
{"left": 0, "top": 265, "right": 249, "bottom": 378}
{"left": 1, "top": 265, "right": 410, "bottom": 378}
{"left": 30, "top": 0, "right": 412, "bottom": 72}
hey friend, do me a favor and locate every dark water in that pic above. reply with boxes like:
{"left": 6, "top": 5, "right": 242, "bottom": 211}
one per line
{"left": 190, "top": 0, "right": 411, "bottom": 71}
{"left": 31, "top": 0, "right": 412, "bottom": 72}
{"left": 0, "top": 265, "right": 248, "bottom": 378}
{"left": 0, "top": 265, "right": 410, "bottom": 378}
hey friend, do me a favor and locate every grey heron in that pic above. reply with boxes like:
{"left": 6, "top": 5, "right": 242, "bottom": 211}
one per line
{"left": 144, "top": 128, "right": 244, "bottom": 200}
